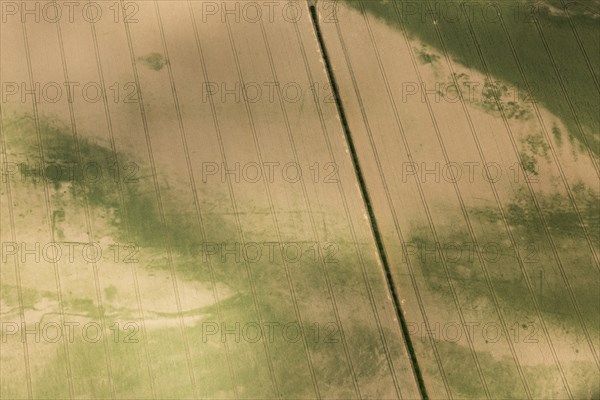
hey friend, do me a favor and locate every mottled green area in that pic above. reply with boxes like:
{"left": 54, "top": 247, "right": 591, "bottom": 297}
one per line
{"left": 418, "top": 339, "right": 598, "bottom": 398}
{"left": 506, "top": 183, "right": 600, "bottom": 244}
{"left": 0, "top": 284, "right": 52, "bottom": 309}
{"left": 441, "top": 72, "right": 533, "bottom": 120}
{"left": 415, "top": 44, "right": 440, "bottom": 64}
{"left": 436, "top": 341, "right": 521, "bottom": 398}
{"left": 409, "top": 181, "right": 599, "bottom": 312}
{"left": 104, "top": 285, "right": 118, "bottom": 302}
{"left": 344, "top": 0, "right": 600, "bottom": 156}
{"left": 1, "top": 113, "right": 403, "bottom": 398}
{"left": 28, "top": 326, "right": 153, "bottom": 399}
{"left": 552, "top": 124, "right": 563, "bottom": 146}
{"left": 3, "top": 114, "right": 231, "bottom": 252}
{"left": 137, "top": 52, "right": 168, "bottom": 71}
{"left": 404, "top": 184, "right": 599, "bottom": 397}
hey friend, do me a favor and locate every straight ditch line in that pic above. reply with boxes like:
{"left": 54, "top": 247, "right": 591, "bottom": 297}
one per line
{"left": 308, "top": 4, "right": 429, "bottom": 399}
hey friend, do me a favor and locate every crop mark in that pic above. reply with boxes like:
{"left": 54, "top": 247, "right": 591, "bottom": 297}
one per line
{"left": 21, "top": 18, "right": 75, "bottom": 399}
{"left": 87, "top": 5, "right": 156, "bottom": 396}
{"left": 187, "top": 2, "right": 280, "bottom": 397}
{"left": 461, "top": 1, "right": 600, "bottom": 373}
{"left": 117, "top": 0, "right": 198, "bottom": 396}
{"left": 53, "top": 14, "right": 117, "bottom": 398}
{"left": 496, "top": 8, "right": 600, "bottom": 372}
{"left": 256, "top": 7, "right": 362, "bottom": 397}
{"left": 0, "top": 90, "right": 34, "bottom": 400}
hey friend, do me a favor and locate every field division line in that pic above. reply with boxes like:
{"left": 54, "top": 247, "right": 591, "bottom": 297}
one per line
{"left": 308, "top": 4, "right": 428, "bottom": 400}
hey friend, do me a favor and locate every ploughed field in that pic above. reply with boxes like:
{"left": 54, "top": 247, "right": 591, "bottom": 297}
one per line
{"left": 324, "top": 1, "right": 599, "bottom": 398}
{"left": 0, "top": 0, "right": 598, "bottom": 399}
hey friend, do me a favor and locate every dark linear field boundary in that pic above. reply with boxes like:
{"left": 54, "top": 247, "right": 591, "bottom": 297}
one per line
{"left": 308, "top": 4, "right": 429, "bottom": 399}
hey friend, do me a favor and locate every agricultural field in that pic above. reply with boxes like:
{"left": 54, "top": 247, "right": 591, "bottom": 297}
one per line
{"left": 0, "top": 0, "right": 598, "bottom": 399}
{"left": 0, "top": 1, "right": 420, "bottom": 398}
{"left": 322, "top": 0, "right": 599, "bottom": 398}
